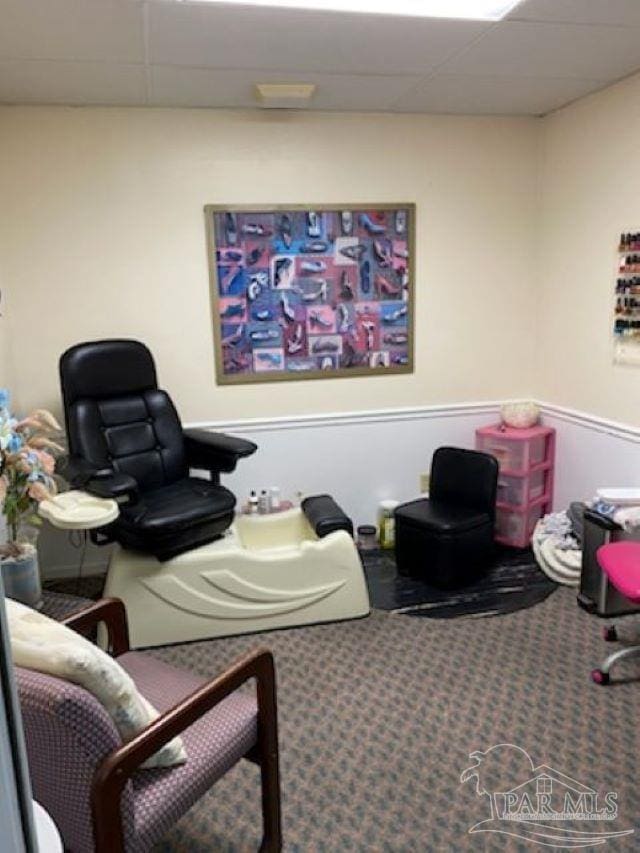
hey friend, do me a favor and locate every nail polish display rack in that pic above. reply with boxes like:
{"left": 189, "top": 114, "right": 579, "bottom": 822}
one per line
{"left": 614, "top": 232, "right": 640, "bottom": 365}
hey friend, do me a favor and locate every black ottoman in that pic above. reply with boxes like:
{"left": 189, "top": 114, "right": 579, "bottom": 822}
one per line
{"left": 395, "top": 499, "right": 495, "bottom": 588}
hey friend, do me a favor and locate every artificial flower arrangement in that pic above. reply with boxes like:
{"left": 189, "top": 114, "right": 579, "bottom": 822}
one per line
{"left": 0, "top": 389, "right": 63, "bottom": 560}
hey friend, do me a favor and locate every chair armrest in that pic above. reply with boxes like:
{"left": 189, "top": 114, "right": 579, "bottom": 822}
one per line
{"left": 183, "top": 428, "right": 257, "bottom": 474}
{"left": 60, "top": 456, "right": 139, "bottom": 501}
{"left": 91, "top": 648, "right": 277, "bottom": 853}
{"left": 62, "top": 598, "right": 130, "bottom": 656}
{"left": 301, "top": 494, "right": 354, "bottom": 538}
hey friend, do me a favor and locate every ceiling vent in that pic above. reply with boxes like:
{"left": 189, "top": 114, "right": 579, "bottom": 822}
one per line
{"left": 254, "top": 83, "right": 316, "bottom": 109}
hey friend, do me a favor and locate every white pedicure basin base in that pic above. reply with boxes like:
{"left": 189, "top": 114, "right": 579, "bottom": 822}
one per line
{"left": 41, "top": 494, "right": 370, "bottom": 648}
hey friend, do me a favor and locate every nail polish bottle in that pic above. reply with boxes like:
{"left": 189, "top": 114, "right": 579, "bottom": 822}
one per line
{"left": 258, "top": 490, "right": 269, "bottom": 514}
{"left": 269, "top": 486, "right": 281, "bottom": 511}
{"left": 249, "top": 490, "right": 258, "bottom": 514}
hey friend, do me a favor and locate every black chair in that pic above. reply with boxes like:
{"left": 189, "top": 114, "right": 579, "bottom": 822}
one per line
{"left": 394, "top": 446, "right": 499, "bottom": 588}
{"left": 59, "top": 339, "right": 257, "bottom": 561}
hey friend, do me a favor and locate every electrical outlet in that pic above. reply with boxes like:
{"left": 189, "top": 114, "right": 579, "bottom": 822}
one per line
{"left": 419, "top": 473, "right": 430, "bottom": 493}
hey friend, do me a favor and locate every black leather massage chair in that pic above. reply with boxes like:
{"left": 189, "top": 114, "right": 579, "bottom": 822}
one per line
{"left": 59, "top": 339, "right": 257, "bottom": 561}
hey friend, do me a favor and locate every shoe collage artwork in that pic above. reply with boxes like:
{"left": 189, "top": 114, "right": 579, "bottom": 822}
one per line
{"left": 209, "top": 206, "right": 413, "bottom": 380}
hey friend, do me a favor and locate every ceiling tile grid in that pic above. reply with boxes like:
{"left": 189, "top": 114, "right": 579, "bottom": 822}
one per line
{"left": 0, "top": 0, "right": 639, "bottom": 116}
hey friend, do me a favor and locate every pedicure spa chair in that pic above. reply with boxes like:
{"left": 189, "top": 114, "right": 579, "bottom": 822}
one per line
{"left": 40, "top": 340, "right": 369, "bottom": 648}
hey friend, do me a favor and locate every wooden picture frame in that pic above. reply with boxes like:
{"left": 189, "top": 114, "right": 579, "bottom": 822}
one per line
{"left": 205, "top": 202, "right": 416, "bottom": 385}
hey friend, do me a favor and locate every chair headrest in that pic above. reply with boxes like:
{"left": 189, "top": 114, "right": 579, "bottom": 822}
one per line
{"left": 60, "top": 339, "right": 158, "bottom": 406}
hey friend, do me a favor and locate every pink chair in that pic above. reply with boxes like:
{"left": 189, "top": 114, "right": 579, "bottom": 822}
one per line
{"left": 591, "top": 541, "right": 640, "bottom": 685}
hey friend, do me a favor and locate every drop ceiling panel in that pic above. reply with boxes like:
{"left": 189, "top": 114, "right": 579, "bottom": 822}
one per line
{"left": 0, "top": 60, "right": 147, "bottom": 105}
{"left": 0, "top": 0, "right": 145, "bottom": 63}
{"left": 150, "top": 64, "right": 422, "bottom": 110}
{"left": 0, "top": 1, "right": 639, "bottom": 116}
{"left": 509, "top": 0, "right": 640, "bottom": 27}
{"left": 148, "top": 3, "right": 490, "bottom": 75}
{"left": 444, "top": 21, "right": 640, "bottom": 80}
{"left": 392, "top": 73, "right": 604, "bottom": 115}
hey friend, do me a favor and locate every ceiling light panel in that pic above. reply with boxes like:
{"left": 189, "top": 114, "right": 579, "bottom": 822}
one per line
{"left": 175, "top": 1, "right": 524, "bottom": 21}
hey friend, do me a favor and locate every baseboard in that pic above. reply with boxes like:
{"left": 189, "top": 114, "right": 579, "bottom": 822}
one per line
{"left": 41, "top": 560, "right": 107, "bottom": 581}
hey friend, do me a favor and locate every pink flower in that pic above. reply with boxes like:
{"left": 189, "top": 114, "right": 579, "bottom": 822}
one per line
{"left": 15, "top": 455, "right": 33, "bottom": 475}
{"left": 31, "top": 409, "right": 61, "bottom": 431}
{"left": 0, "top": 476, "right": 6, "bottom": 502}
{"left": 27, "top": 436, "right": 64, "bottom": 453}
{"left": 27, "top": 482, "right": 51, "bottom": 502}
{"left": 15, "top": 417, "right": 41, "bottom": 432}
{"left": 33, "top": 449, "right": 55, "bottom": 475}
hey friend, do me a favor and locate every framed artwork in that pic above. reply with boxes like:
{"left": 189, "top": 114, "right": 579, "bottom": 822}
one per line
{"left": 205, "top": 203, "right": 415, "bottom": 384}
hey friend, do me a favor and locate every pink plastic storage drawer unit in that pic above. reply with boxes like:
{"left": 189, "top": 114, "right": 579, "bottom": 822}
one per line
{"left": 497, "top": 468, "right": 546, "bottom": 507}
{"left": 476, "top": 424, "right": 555, "bottom": 549}
{"left": 495, "top": 504, "right": 545, "bottom": 546}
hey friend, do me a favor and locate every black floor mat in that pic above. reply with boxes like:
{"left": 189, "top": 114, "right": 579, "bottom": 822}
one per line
{"left": 361, "top": 546, "right": 557, "bottom": 618}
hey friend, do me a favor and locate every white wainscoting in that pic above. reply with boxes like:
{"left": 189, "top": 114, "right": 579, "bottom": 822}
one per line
{"left": 40, "top": 401, "right": 500, "bottom": 578}
{"left": 539, "top": 403, "right": 640, "bottom": 511}
{"left": 39, "top": 400, "right": 640, "bottom": 578}
{"left": 201, "top": 402, "right": 502, "bottom": 528}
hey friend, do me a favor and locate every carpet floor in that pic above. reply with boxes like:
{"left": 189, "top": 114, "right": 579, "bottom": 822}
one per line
{"left": 138, "top": 588, "right": 640, "bottom": 852}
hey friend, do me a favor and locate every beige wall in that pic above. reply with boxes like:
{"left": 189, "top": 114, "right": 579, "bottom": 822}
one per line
{"left": 0, "top": 277, "right": 13, "bottom": 391}
{"left": 0, "top": 106, "right": 539, "bottom": 422}
{"left": 538, "top": 71, "right": 640, "bottom": 425}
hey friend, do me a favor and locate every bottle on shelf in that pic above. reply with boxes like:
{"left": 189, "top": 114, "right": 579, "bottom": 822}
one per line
{"left": 378, "top": 500, "right": 400, "bottom": 549}
{"left": 269, "top": 486, "right": 281, "bottom": 511}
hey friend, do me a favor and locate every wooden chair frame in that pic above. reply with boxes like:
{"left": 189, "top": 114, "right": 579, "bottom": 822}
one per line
{"left": 63, "top": 598, "right": 281, "bottom": 852}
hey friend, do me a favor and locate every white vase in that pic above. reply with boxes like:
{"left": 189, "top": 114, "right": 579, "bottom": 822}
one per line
{"left": 0, "top": 544, "right": 42, "bottom": 609}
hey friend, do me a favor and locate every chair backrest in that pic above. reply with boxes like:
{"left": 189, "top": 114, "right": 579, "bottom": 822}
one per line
{"left": 15, "top": 666, "right": 135, "bottom": 853}
{"left": 430, "top": 446, "right": 499, "bottom": 518}
{"left": 60, "top": 340, "right": 188, "bottom": 492}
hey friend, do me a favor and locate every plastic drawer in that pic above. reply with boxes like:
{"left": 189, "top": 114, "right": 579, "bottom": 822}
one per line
{"left": 495, "top": 505, "right": 544, "bottom": 546}
{"left": 477, "top": 435, "right": 546, "bottom": 472}
{"left": 497, "top": 469, "right": 546, "bottom": 507}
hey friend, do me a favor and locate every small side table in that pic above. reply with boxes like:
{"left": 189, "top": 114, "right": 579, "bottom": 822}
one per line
{"left": 476, "top": 424, "right": 555, "bottom": 548}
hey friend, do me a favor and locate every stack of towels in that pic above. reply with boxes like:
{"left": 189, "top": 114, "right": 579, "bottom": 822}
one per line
{"left": 532, "top": 505, "right": 583, "bottom": 586}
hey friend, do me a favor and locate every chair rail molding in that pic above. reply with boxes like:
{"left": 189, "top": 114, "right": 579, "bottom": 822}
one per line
{"left": 185, "top": 399, "right": 507, "bottom": 434}
{"left": 537, "top": 401, "right": 640, "bottom": 512}
{"left": 538, "top": 402, "right": 640, "bottom": 444}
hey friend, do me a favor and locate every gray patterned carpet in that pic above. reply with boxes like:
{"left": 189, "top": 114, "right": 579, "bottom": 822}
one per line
{"left": 135, "top": 588, "right": 639, "bottom": 852}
